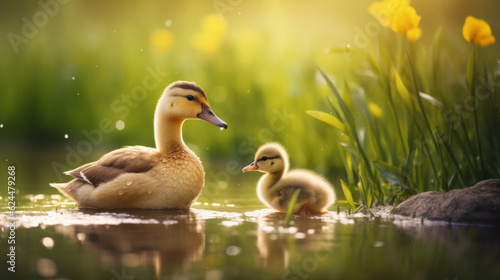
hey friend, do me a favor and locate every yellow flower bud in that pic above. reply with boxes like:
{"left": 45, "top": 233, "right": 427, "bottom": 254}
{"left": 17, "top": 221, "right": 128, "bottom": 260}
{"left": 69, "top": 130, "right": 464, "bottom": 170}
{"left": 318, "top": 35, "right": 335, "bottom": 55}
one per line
{"left": 368, "top": 0, "right": 410, "bottom": 28}
{"left": 462, "top": 16, "right": 495, "bottom": 47}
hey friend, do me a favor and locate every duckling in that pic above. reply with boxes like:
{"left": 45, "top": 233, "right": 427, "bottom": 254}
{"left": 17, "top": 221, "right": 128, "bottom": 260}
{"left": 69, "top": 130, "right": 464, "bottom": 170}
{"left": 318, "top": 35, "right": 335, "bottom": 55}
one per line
{"left": 242, "top": 143, "right": 335, "bottom": 214}
{"left": 50, "top": 81, "right": 227, "bottom": 209}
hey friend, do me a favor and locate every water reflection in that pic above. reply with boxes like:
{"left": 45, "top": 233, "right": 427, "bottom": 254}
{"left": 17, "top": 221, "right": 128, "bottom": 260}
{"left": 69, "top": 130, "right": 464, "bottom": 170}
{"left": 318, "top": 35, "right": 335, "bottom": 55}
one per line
{"left": 394, "top": 219, "right": 500, "bottom": 260}
{"left": 253, "top": 211, "right": 338, "bottom": 270}
{"left": 55, "top": 209, "right": 205, "bottom": 277}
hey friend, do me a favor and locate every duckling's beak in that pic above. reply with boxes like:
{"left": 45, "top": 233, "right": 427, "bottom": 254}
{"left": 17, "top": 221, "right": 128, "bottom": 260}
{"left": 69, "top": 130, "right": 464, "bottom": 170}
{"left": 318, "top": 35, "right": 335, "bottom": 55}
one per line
{"left": 198, "top": 103, "right": 228, "bottom": 129}
{"left": 242, "top": 161, "right": 259, "bottom": 172}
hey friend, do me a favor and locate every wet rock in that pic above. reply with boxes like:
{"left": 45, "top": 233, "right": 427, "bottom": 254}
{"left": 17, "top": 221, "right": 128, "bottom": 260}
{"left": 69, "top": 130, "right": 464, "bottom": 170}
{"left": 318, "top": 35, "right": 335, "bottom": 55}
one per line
{"left": 392, "top": 179, "right": 500, "bottom": 224}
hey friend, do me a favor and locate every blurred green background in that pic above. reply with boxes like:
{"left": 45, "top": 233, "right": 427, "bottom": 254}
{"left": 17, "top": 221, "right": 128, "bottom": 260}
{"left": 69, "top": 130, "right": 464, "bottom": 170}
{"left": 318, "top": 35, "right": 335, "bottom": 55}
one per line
{"left": 1, "top": 0, "right": 499, "bottom": 195}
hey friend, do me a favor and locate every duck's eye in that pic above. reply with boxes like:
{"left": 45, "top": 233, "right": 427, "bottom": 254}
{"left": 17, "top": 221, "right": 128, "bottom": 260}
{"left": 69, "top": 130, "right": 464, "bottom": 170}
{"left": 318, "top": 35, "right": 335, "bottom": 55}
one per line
{"left": 261, "top": 156, "right": 268, "bottom": 161}
{"left": 186, "top": 95, "right": 195, "bottom": 101}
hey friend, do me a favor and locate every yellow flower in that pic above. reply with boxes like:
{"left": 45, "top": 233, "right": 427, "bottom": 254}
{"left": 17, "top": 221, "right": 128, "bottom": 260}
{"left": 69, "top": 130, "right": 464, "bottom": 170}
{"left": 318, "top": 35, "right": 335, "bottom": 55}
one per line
{"left": 368, "top": 0, "right": 409, "bottom": 27}
{"left": 201, "top": 14, "right": 227, "bottom": 38}
{"left": 462, "top": 16, "right": 495, "bottom": 47}
{"left": 150, "top": 28, "right": 175, "bottom": 56}
{"left": 192, "top": 13, "right": 227, "bottom": 55}
{"left": 391, "top": 6, "right": 422, "bottom": 41}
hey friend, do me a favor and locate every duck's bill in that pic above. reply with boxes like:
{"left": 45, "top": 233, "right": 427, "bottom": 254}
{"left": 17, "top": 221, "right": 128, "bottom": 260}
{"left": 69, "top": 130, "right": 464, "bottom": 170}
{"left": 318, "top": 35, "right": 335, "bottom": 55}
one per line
{"left": 198, "top": 104, "right": 228, "bottom": 129}
{"left": 242, "top": 162, "right": 259, "bottom": 172}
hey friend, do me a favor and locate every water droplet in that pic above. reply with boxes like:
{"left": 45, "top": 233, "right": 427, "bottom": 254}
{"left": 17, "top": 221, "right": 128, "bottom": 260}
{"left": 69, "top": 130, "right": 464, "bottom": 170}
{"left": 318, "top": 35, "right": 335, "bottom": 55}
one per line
{"left": 76, "top": 233, "right": 86, "bottom": 241}
{"left": 165, "top": 19, "right": 172, "bottom": 27}
{"left": 36, "top": 258, "right": 57, "bottom": 278}
{"left": 238, "top": 12, "right": 241, "bottom": 15}
{"left": 294, "top": 232, "right": 307, "bottom": 239}
{"left": 42, "top": 237, "right": 54, "bottom": 249}
{"left": 95, "top": 65, "right": 98, "bottom": 68}
{"left": 72, "top": 77, "right": 75, "bottom": 80}
{"left": 64, "top": 134, "right": 68, "bottom": 139}
{"left": 113, "top": 30, "right": 117, "bottom": 33}
{"left": 140, "top": 48, "right": 143, "bottom": 52}
{"left": 220, "top": 127, "right": 224, "bottom": 131}
{"left": 0, "top": 124, "right": 3, "bottom": 128}
{"left": 126, "top": 181, "right": 132, "bottom": 186}
{"left": 226, "top": 245, "right": 241, "bottom": 256}
{"left": 115, "top": 120, "right": 125, "bottom": 130}
{"left": 77, "top": 93, "right": 80, "bottom": 96}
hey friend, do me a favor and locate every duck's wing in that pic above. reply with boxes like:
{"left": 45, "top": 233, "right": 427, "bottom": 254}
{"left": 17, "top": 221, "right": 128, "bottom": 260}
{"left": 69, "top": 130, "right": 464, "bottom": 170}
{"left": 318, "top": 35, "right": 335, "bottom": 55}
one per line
{"left": 65, "top": 146, "right": 157, "bottom": 187}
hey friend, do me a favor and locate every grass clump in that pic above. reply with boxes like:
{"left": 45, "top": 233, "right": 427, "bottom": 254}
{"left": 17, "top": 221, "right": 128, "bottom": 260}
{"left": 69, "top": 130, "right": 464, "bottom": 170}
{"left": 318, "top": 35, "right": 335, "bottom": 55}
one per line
{"left": 309, "top": 2, "right": 500, "bottom": 209}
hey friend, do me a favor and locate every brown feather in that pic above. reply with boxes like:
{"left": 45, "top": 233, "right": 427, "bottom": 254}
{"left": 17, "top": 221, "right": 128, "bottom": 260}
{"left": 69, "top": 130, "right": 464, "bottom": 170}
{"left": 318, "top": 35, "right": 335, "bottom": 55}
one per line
{"left": 66, "top": 146, "right": 157, "bottom": 187}
{"left": 168, "top": 81, "right": 207, "bottom": 100}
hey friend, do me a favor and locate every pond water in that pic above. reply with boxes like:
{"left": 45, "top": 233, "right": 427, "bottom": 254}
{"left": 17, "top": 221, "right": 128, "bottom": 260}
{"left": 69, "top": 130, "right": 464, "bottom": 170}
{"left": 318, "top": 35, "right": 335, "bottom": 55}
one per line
{"left": 1, "top": 147, "right": 499, "bottom": 279}
{"left": 2, "top": 189, "right": 500, "bottom": 280}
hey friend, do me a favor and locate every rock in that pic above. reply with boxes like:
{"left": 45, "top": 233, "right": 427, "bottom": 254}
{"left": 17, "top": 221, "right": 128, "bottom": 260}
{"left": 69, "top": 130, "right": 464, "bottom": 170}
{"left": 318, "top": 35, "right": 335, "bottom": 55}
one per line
{"left": 392, "top": 179, "right": 500, "bottom": 225}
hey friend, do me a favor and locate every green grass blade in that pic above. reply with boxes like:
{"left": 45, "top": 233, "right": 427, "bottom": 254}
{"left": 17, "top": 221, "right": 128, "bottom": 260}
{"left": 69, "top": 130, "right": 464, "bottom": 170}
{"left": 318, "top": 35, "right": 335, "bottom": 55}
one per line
{"left": 436, "top": 127, "right": 467, "bottom": 188}
{"left": 419, "top": 92, "right": 443, "bottom": 108}
{"left": 343, "top": 148, "right": 355, "bottom": 185}
{"left": 340, "top": 179, "right": 356, "bottom": 211}
{"left": 431, "top": 26, "right": 443, "bottom": 68}
{"left": 357, "top": 163, "right": 373, "bottom": 207}
{"left": 317, "top": 66, "right": 352, "bottom": 126}
{"left": 306, "top": 110, "right": 345, "bottom": 132}
{"left": 326, "top": 47, "right": 367, "bottom": 58}
{"left": 284, "top": 189, "right": 301, "bottom": 227}
{"left": 401, "top": 137, "right": 416, "bottom": 191}
{"left": 466, "top": 49, "right": 475, "bottom": 87}
{"left": 393, "top": 68, "right": 412, "bottom": 106}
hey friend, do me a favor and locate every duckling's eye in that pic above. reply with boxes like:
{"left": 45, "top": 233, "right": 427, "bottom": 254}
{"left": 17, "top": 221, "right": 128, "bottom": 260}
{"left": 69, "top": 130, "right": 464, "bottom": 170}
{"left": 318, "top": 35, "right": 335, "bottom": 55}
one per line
{"left": 186, "top": 95, "right": 195, "bottom": 101}
{"left": 261, "top": 156, "right": 268, "bottom": 161}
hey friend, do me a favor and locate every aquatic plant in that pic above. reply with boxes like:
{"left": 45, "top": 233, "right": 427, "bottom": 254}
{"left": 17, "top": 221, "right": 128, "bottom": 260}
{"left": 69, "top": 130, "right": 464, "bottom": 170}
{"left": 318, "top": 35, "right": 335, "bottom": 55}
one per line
{"left": 310, "top": 4, "right": 500, "bottom": 209}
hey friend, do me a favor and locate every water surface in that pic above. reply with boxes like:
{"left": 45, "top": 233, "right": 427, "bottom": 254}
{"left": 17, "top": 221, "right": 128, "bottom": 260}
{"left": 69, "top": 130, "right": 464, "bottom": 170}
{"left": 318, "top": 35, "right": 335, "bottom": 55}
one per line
{"left": 1, "top": 191, "right": 500, "bottom": 280}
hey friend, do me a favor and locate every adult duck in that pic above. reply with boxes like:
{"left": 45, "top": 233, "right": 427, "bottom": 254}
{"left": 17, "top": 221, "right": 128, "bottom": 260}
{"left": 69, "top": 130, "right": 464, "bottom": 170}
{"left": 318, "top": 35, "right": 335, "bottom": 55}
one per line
{"left": 51, "top": 81, "right": 227, "bottom": 209}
